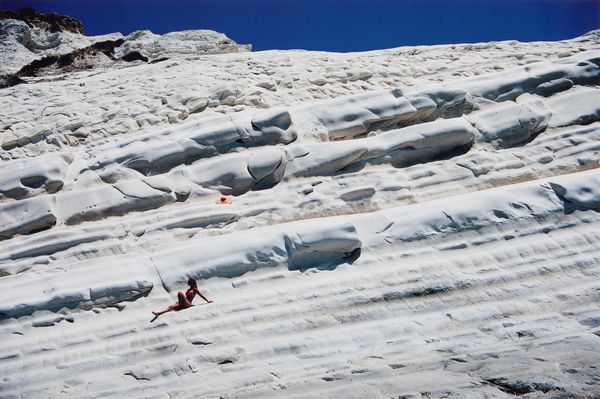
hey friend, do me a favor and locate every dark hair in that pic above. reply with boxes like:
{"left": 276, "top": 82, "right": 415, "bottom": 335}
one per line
{"left": 187, "top": 277, "right": 198, "bottom": 288}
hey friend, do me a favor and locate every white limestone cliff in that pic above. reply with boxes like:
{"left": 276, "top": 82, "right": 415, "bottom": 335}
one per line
{"left": 1, "top": 12, "right": 600, "bottom": 398}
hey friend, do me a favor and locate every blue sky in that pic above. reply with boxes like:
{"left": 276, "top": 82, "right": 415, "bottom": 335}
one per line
{"left": 3, "top": 0, "right": 599, "bottom": 52}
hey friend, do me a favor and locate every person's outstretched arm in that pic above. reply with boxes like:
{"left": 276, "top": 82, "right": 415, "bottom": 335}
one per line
{"left": 195, "top": 288, "right": 213, "bottom": 303}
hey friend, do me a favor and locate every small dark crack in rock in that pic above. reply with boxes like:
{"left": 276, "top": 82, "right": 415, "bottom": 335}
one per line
{"left": 124, "top": 371, "right": 150, "bottom": 381}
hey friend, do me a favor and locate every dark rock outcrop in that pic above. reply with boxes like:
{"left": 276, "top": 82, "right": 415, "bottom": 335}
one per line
{"left": 0, "top": 38, "right": 128, "bottom": 88}
{"left": 0, "top": 7, "right": 84, "bottom": 34}
{"left": 121, "top": 51, "right": 149, "bottom": 62}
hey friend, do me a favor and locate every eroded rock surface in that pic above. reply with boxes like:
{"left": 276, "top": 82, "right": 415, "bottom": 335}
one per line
{"left": 1, "top": 12, "right": 600, "bottom": 399}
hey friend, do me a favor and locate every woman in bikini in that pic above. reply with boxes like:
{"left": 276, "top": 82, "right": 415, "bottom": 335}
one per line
{"left": 152, "top": 277, "right": 212, "bottom": 319}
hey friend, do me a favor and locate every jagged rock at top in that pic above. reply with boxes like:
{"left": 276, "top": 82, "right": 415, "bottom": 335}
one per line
{"left": 0, "top": 8, "right": 250, "bottom": 79}
{"left": 0, "top": 7, "right": 84, "bottom": 34}
{"left": 0, "top": 10, "right": 120, "bottom": 76}
{"left": 115, "top": 29, "right": 251, "bottom": 61}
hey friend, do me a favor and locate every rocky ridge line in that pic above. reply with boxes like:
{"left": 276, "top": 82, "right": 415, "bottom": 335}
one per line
{"left": 0, "top": 7, "right": 250, "bottom": 87}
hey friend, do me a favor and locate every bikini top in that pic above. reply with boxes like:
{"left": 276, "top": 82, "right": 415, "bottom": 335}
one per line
{"left": 186, "top": 288, "right": 195, "bottom": 302}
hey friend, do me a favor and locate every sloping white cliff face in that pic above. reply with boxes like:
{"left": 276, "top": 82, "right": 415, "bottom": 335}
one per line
{"left": 1, "top": 17, "right": 600, "bottom": 398}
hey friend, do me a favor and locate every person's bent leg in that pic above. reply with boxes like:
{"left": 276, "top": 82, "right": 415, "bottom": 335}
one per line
{"left": 153, "top": 292, "right": 191, "bottom": 318}
{"left": 178, "top": 291, "right": 191, "bottom": 309}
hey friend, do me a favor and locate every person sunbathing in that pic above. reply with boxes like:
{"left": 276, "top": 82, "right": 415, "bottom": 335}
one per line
{"left": 152, "top": 277, "right": 212, "bottom": 320}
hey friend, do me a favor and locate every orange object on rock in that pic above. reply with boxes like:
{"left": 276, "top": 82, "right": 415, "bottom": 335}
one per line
{"left": 216, "top": 195, "right": 232, "bottom": 205}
